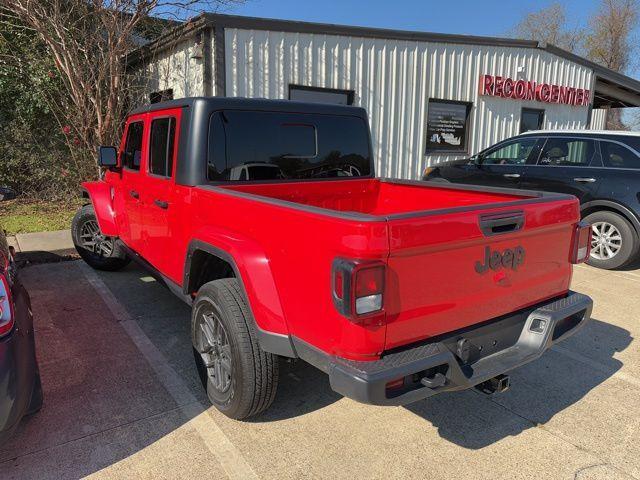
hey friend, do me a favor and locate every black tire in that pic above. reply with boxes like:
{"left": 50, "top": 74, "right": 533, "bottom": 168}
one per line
{"left": 584, "top": 210, "right": 638, "bottom": 270}
{"left": 191, "top": 279, "right": 278, "bottom": 420}
{"left": 71, "top": 204, "right": 130, "bottom": 271}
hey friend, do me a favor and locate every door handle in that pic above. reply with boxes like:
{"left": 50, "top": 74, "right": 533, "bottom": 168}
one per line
{"left": 154, "top": 199, "right": 169, "bottom": 209}
{"left": 574, "top": 177, "right": 596, "bottom": 183}
{"left": 503, "top": 173, "right": 521, "bottom": 178}
{"left": 129, "top": 190, "right": 139, "bottom": 199}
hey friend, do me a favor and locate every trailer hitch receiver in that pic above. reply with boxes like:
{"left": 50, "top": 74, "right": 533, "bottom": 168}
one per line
{"left": 475, "top": 374, "right": 510, "bottom": 394}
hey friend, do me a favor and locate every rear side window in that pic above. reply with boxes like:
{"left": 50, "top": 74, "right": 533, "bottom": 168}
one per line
{"left": 123, "top": 121, "right": 144, "bottom": 170}
{"left": 539, "top": 138, "right": 597, "bottom": 166}
{"left": 600, "top": 141, "right": 640, "bottom": 169}
{"left": 149, "top": 117, "right": 176, "bottom": 177}
{"left": 207, "top": 111, "right": 371, "bottom": 181}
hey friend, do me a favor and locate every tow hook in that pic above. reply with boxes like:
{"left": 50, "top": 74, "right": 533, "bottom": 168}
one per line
{"left": 475, "top": 374, "right": 510, "bottom": 394}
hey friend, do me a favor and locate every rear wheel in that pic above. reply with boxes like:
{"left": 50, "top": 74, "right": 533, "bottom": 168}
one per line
{"left": 584, "top": 210, "right": 638, "bottom": 270}
{"left": 191, "top": 279, "right": 278, "bottom": 420}
{"left": 72, "top": 204, "right": 130, "bottom": 271}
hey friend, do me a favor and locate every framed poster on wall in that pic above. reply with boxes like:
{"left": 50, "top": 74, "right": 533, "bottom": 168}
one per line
{"left": 425, "top": 99, "right": 472, "bottom": 154}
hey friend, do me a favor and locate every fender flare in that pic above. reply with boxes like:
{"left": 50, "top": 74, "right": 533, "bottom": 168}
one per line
{"left": 581, "top": 200, "right": 640, "bottom": 234}
{"left": 184, "top": 237, "right": 297, "bottom": 358}
{"left": 81, "top": 181, "right": 118, "bottom": 236}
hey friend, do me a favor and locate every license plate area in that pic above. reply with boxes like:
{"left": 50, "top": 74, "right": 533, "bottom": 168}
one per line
{"left": 440, "top": 310, "right": 528, "bottom": 365}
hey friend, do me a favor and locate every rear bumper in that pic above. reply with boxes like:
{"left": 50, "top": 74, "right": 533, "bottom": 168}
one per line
{"left": 328, "top": 291, "right": 592, "bottom": 406}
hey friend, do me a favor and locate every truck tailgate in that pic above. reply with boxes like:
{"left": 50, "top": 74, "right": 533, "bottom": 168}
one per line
{"left": 384, "top": 198, "right": 579, "bottom": 350}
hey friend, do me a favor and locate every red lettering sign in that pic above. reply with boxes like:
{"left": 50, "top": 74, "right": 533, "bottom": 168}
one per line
{"left": 478, "top": 74, "right": 591, "bottom": 106}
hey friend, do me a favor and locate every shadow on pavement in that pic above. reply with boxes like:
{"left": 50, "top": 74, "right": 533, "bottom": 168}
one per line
{"left": 405, "top": 318, "right": 632, "bottom": 449}
{"left": 98, "top": 263, "right": 341, "bottom": 422}
{"left": 617, "top": 256, "right": 640, "bottom": 271}
{"left": 2, "top": 260, "right": 632, "bottom": 478}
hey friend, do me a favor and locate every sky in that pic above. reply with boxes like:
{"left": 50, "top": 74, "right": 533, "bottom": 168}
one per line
{"left": 220, "top": 0, "right": 598, "bottom": 40}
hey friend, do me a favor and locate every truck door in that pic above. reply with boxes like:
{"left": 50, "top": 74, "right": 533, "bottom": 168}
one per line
{"left": 138, "top": 109, "right": 181, "bottom": 276}
{"left": 118, "top": 116, "right": 147, "bottom": 251}
{"left": 469, "top": 137, "right": 541, "bottom": 189}
{"left": 521, "top": 137, "right": 600, "bottom": 202}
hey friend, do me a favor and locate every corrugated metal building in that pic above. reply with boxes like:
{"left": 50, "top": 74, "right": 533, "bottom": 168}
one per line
{"left": 128, "top": 14, "right": 640, "bottom": 179}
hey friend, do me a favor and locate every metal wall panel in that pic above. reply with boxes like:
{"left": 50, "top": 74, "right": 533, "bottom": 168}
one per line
{"left": 135, "top": 38, "right": 205, "bottom": 103}
{"left": 225, "top": 28, "right": 594, "bottom": 179}
{"left": 590, "top": 108, "right": 608, "bottom": 129}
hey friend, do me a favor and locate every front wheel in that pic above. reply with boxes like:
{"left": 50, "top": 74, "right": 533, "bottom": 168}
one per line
{"left": 71, "top": 204, "right": 130, "bottom": 271}
{"left": 584, "top": 211, "right": 638, "bottom": 270}
{"left": 191, "top": 278, "right": 279, "bottom": 420}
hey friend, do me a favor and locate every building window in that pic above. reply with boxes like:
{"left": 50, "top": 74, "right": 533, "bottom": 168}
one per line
{"left": 289, "top": 85, "right": 355, "bottom": 105}
{"left": 520, "top": 108, "right": 544, "bottom": 133}
{"left": 425, "top": 99, "right": 472, "bottom": 154}
{"left": 149, "top": 89, "right": 174, "bottom": 104}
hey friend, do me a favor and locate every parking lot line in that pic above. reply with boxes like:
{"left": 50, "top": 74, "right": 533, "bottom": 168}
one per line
{"left": 79, "top": 263, "right": 259, "bottom": 480}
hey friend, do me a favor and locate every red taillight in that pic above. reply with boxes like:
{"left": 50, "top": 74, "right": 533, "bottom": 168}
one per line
{"left": 354, "top": 265, "right": 385, "bottom": 315}
{"left": 0, "top": 274, "right": 14, "bottom": 337}
{"left": 332, "top": 259, "right": 386, "bottom": 323}
{"left": 571, "top": 221, "right": 592, "bottom": 264}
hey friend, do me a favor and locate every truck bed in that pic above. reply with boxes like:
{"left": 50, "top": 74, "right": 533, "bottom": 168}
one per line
{"left": 220, "top": 178, "right": 528, "bottom": 218}
{"left": 207, "top": 178, "right": 578, "bottom": 353}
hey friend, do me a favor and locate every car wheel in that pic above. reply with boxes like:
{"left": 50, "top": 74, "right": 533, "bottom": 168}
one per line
{"left": 191, "top": 278, "right": 279, "bottom": 420}
{"left": 71, "top": 204, "right": 130, "bottom": 271}
{"left": 584, "top": 211, "right": 638, "bottom": 270}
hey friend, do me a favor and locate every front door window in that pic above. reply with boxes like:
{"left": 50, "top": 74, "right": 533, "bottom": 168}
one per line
{"left": 481, "top": 138, "right": 538, "bottom": 166}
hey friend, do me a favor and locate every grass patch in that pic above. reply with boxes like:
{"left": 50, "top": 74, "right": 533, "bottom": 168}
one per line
{"left": 0, "top": 199, "right": 82, "bottom": 235}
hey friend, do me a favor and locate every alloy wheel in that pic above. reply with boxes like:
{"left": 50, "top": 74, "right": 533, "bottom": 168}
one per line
{"left": 79, "top": 219, "right": 114, "bottom": 257}
{"left": 591, "top": 221, "right": 622, "bottom": 260}
{"left": 196, "top": 309, "right": 233, "bottom": 393}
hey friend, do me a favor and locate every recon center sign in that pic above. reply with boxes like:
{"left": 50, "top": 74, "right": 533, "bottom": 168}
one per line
{"left": 479, "top": 74, "right": 591, "bottom": 106}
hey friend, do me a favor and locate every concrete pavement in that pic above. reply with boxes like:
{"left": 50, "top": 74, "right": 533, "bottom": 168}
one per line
{"left": 0, "top": 260, "right": 638, "bottom": 479}
{"left": 7, "top": 229, "right": 74, "bottom": 254}
{"left": 7, "top": 229, "right": 76, "bottom": 263}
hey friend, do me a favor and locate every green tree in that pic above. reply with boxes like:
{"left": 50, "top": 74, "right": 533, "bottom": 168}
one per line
{"left": 1, "top": 0, "right": 239, "bottom": 199}
{"left": 510, "top": 0, "right": 639, "bottom": 130}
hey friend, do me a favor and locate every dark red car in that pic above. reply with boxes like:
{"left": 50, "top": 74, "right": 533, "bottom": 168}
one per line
{"left": 0, "top": 219, "right": 42, "bottom": 444}
{"left": 73, "top": 98, "right": 593, "bottom": 419}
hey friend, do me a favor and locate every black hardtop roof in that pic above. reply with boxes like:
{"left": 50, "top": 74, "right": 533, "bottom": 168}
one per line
{"left": 129, "top": 96, "right": 368, "bottom": 118}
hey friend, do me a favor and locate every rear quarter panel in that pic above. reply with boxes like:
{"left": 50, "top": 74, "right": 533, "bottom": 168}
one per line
{"left": 185, "top": 186, "right": 390, "bottom": 360}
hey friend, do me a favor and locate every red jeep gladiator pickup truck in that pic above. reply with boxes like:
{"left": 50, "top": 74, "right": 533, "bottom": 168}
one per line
{"left": 73, "top": 97, "right": 593, "bottom": 419}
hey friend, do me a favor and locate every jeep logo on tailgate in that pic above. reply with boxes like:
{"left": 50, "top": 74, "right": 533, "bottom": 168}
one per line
{"left": 475, "top": 246, "right": 525, "bottom": 274}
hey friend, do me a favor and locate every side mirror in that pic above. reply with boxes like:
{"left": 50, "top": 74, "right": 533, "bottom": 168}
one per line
{"left": 98, "top": 146, "right": 118, "bottom": 168}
